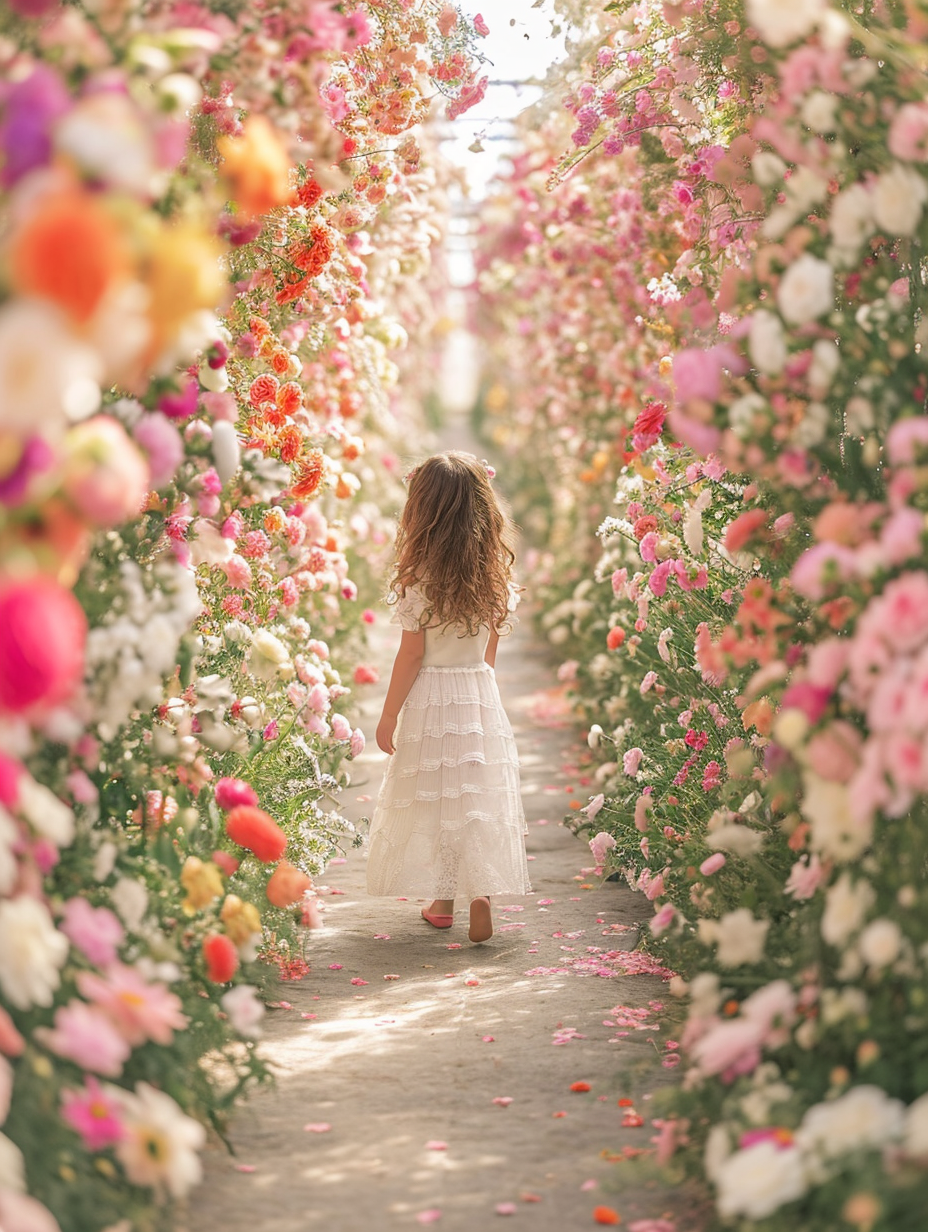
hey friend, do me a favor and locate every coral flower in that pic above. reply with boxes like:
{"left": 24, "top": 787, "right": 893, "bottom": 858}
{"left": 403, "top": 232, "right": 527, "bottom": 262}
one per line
{"left": 225, "top": 804, "right": 288, "bottom": 862}
{"left": 217, "top": 114, "right": 292, "bottom": 218}
{"left": 266, "top": 860, "right": 313, "bottom": 908}
{"left": 9, "top": 189, "right": 131, "bottom": 323}
{"left": 291, "top": 449, "right": 325, "bottom": 498}
{"left": 203, "top": 933, "right": 239, "bottom": 983}
{"left": 593, "top": 1207, "right": 621, "bottom": 1225}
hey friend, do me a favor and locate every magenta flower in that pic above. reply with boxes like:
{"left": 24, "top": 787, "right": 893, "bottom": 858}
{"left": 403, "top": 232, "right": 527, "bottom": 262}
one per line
{"left": 214, "top": 777, "right": 259, "bottom": 811}
{"left": 61, "top": 1076, "right": 125, "bottom": 1150}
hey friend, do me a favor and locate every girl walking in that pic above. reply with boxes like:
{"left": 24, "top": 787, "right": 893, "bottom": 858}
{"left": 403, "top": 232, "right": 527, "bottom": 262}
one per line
{"left": 366, "top": 451, "right": 531, "bottom": 943}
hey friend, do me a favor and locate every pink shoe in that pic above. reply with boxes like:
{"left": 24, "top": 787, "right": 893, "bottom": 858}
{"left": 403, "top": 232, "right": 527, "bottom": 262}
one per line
{"left": 421, "top": 908, "right": 454, "bottom": 929}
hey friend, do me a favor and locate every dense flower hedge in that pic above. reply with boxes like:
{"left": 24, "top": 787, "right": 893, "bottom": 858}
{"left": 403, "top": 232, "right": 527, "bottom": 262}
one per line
{"left": 0, "top": 1, "right": 485, "bottom": 1227}
{"left": 477, "top": 0, "right": 928, "bottom": 1227}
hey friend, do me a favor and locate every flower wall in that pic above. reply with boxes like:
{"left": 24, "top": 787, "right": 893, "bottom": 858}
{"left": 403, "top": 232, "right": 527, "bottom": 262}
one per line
{"left": 477, "top": 0, "right": 928, "bottom": 1226}
{"left": 0, "top": 1, "right": 485, "bottom": 1227}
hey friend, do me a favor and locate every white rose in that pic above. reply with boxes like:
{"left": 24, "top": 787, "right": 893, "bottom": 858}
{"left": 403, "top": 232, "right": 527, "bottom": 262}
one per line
{"left": 858, "top": 917, "right": 902, "bottom": 969}
{"left": 752, "top": 150, "right": 786, "bottom": 187}
{"left": 197, "top": 358, "right": 228, "bottom": 392}
{"left": 0, "top": 1132, "right": 25, "bottom": 1192}
{"left": 729, "top": 392, "right": 769, "bottom": 440}
{"left": 748, "top": 310, "right": 787, "bottom": 375}
{"left": 808, "top": 339, "right": 840, "bottom": 396}
{"left": 688, "top": 971, "right": 722, "bottom": 1018}
{"left": 745, "top": 0, "right": 825, "bottom": 46}
{"left": 830, "top": 183, "right": 873, "bottom": 258}
{"left": 248, "top": 630, "right": 291, "bottom": 681}
{"left": 188, "top": 518, "right": 234, "bottom": 567}
{"left": 0, "top": 897, "right": 68, "bottom": 1010}
{"left": 0, "top": 809, "right": 19, "bottom": 896}
{"left": 221, "top": 985, "right": 266, "bottom": 1039}
{"left": 904, "top": 1092, "right": 928, "bottom": 1157}
{"left": 821, "top": 873, "right": 875, "bottom": 947}
{"left": 777, "top": 254, "right": 835, "bottom": 325}
{"left": 698, "top": 908, "right": 769, "bottom": 967}
{"left": 872, "top": 163, "right": 928, "bottom": 238}
{"left": 705, "top": 824, "right": 764, "bottom": 857}
{"left": 15, "top": 777, "right": 75, "bottom": 848}
{"left": 111, "top": 877, "right": 149, "bottom": 932}
{"left": 212, "top": 421, "right": 241, "bottom": 485}
{"left": 796, "top": 1085, "right": 905, "bottom": 1172}
{"left": 802, "top": 773, "right": 872, "bottom": 861}
{"left": 801, "top": 91, "right": 838, "bottom": 134}
{"left": 716, "top": 1142, "right": 806, "bottom": 1219}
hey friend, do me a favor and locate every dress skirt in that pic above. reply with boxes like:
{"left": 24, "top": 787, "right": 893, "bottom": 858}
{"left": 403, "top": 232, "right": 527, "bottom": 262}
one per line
{"left": 366, "top": 662, "right": 532, "bottom": 901}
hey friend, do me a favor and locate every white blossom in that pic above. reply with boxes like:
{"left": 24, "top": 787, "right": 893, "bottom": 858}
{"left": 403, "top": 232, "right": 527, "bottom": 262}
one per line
{"left": 0, "top": 897, "right": 68, "bottom": 1010}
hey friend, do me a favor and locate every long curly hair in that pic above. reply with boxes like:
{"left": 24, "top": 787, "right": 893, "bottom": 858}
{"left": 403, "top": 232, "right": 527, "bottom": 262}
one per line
{"left": 389, "top": 452, "right": 516, "bottom": 634}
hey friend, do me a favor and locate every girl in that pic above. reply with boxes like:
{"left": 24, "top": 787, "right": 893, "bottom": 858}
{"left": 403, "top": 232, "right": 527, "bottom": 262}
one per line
{"left": 366, "top": 451, "right": 531, "bottom": 943}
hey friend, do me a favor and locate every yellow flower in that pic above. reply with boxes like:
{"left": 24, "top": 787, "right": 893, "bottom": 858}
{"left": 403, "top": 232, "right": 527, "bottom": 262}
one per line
{"left": 220, "top": 894, "right": 262, "bottom": 945}
{"left": 180, "top": 857, "right": 224, "bottom": 913}
{"left": 217, "top": 115, "right": 292, "bottom": 219}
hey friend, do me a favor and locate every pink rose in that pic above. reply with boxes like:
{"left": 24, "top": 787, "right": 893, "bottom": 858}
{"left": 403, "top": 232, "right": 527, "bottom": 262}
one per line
{"left": 889, "top": 102, "right": 928, "bottom": 161}
{"left": 0, "top": 577, "right": 87, "bottom": 714}
{"left": 589, "top": 831, "right": 616, "bottom": 864}
{"left": 223, "top": 554, "right": 253, "bottom": 590}
{"left": 649, "top": 903, "right": 676, "bottom": 936}
{"left": 700, "top": 853, "right": 726, "bottom": 876}
{"left": 805, "top": 722, "right": 862, "bottom": 783}
{"left": 863, "top": 571, "right": 928, "bottom": 652}
{"left": 623, "top": 747, "right": 643, "bottom": 776}
{"left": 634, "top": 794, "right": 652, "bottom": 832}
{"left": 62, "top": 416, "right": 150, "bottom": 528}
{"left": 790, "top": 542, "right": 858, "bottom": 600}
{"left": 349, "top": 727, "right": 366, "bottom": 758}
{"left": 215, "top": 777, "right": 259, "bottom": 811}
{"left": 880, "top": 507, "right": 924, "bottom": 565}
{"left": 780, "top": 680, "right": 832, "bottom": 724}
{"left": 785, "top": 853, "right": 825, "bottom": 899}
{"left": 691, "top": 1017, "right": 762, "bottom": 1078}
{"left": 353, "top": 664, "right": 379, "bottom": 684}
{"left": 330, "top": 713, "right": 351, "bottom": 740}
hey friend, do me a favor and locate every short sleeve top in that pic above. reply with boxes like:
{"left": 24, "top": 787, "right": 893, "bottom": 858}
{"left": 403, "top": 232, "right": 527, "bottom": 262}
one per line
{"left": 387, "top": 583, "right": 521, "bottom": 634}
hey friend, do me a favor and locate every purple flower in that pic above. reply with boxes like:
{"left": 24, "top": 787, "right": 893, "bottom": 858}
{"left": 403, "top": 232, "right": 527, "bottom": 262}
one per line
{"left": 0, "top": 66, "right": 70, "bottom": 188}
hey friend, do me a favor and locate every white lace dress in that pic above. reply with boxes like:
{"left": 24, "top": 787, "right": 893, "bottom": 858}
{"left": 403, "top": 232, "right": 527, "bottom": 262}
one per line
{"left": 366, "top": 586, "right": 531, "bottom": 901}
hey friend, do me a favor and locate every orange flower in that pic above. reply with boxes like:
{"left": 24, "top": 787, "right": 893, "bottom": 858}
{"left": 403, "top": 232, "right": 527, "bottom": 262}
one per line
{"left": 217, "top": 114, "right": 292, "bottom": 218}
{"left": 266, "top": 860, "right": 313, "bottom": 908}
{"left": 270, "top": 347, "right": 290, "bottom": 375}
{"left": 570, "top": 1082, "right": 591, "bottom": 1092}
{"left": 296, "top": 178, "right": 324, "bottom": 209}
{"left": 225, "top": 805, "right": 287, "bottom": 862}
{"left": 10, "top": 189, "right": 131, "bottom": 323}
{"left": 203, "top": 933, "right": 239, "bottom": 983}
{"left": 249, "top": 316, "right": 272, "bottom": 339}
{"left": 593, "top": 1208, "right": 621, "bottom": 1226}
{"left": 291, "top": 449, "right": 325, "bottom": 498}
{"left": 249, "top": 373, "right": 280, "bottom": 407}
{"left": 277, "top": 425, "right": 303, "bottom": 464}
{"left": 276, "top": 382, "right": 303, "bottom": 417}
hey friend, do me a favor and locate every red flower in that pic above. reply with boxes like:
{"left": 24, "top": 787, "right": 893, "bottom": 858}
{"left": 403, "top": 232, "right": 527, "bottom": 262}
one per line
{"left": 225, "top": 805, "right": 287, "bottom": 862}
{"left": 203, "top": 933, "right": 239, "bottom": 983}
{"left": 607, "top": 627, "right": 625, "bottom": 650}
{"left": 593, "top": 1208, "right": 621, "bottom": 1226}
{"left": 633, "top": 401, "right": 666, "bottom": 437}
{"left": 570, "top": 1081, "right": 591, "bottom": 1092}
{"left": 296, "top": 178, "right": 324, "bottom": 209}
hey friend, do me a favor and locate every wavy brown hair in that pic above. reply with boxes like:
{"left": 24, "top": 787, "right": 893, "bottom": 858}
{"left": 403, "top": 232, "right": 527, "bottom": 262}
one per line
{"left": 389, "top": 452, "right": 516, "bottom": 634}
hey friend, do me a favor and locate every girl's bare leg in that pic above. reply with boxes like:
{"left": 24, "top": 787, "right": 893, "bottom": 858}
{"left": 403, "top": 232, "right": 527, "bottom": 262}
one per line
{"left": 421, "top": 899, "right": 454, "bottom": 928}
{"left": 469, "top": 896, "right": 493, "bottom": 943}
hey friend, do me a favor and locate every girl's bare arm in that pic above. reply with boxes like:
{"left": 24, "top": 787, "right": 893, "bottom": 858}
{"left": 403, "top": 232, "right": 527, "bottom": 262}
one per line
{"left": 376, "top": 629, "right": 425, "bottom": 754}
{"left": 485, "top": 629, "right": 500, "bottom": 668}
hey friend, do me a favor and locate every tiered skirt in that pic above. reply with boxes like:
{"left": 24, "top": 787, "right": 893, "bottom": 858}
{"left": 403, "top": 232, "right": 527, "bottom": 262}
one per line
{"left": 366, "top": 663, "right": 531, "bottom": 900}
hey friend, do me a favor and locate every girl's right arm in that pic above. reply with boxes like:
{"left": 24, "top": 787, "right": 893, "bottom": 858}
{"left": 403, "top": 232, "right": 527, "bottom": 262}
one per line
{"left": 375, "top": 628, "right": 425, "bottom": 754}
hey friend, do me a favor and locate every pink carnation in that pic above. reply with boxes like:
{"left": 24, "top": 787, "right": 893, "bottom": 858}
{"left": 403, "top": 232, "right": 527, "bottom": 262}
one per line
{"left": 623, "top": 747, "right": 643, "bottom": 776}
{"left": 36, "top": 1001, "right": 131, "bottom": 1077}
{"left": 61, "top": 898, "right": 124, "bottom": 966}
{"left": 589, "top": 831, "right": 616, "bottom": 864}
{"left": 784, "top": 853, "right": 825, "bottom": 900}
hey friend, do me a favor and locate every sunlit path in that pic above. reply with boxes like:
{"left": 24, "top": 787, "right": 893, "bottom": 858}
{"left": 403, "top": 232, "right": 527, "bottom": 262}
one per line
{"left": 185, "top": 487, "right": 692, "bottom": 1230}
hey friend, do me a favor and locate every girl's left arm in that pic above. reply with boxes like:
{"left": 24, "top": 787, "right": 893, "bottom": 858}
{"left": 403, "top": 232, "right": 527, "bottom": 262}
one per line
{"left": 485, "top": 629, "right": 500, "bottom": 668}
{"left": 376, "top": 629, "right": 425, "bottom": 754}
